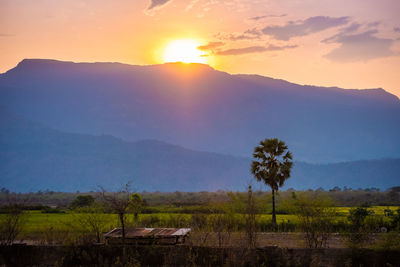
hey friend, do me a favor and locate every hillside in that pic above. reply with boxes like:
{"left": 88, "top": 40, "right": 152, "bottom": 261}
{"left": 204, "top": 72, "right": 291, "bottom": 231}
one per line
{"left": 0, "top": 110, "right": 399, "bottom": 192}
{"left": 0, "top": 59, "right": 399, "bottom": 163}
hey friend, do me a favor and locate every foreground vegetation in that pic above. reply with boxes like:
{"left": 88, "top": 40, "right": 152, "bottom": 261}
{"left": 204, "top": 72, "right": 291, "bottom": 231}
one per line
{"left": 1, "top": 187, "right": 399, "bottom": 248}
{"left": 6, "top": 206, "right": 398, "bottom": 234}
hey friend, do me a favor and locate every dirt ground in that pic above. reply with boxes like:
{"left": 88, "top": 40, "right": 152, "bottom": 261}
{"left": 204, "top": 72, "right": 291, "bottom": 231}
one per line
{"left": 187, "top": 232, "right": 380, "bottom": 248}
{"left": 16, "top": 231, "right": 384, "bottom": 249}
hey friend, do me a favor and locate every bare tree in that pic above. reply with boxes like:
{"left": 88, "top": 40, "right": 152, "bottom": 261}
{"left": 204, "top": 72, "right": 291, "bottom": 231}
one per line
{"left": 100, "top": 183, "right": 133, "bottom": 245}
{"left": 0, "top": 193, "right": 28, "bottom": 245}
{"left": 291, "top": 192, "right": 335, "bottom": 248}
{"left": 245, "top": 185, "right": 258, "bottom": 248}
{"left": 72, "top": 204, "right": 112, "bottom": 243}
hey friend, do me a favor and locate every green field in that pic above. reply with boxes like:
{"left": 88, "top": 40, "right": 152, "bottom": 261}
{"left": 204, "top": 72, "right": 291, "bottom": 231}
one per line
{"left": 5, "top": 205, "right": 397, "bottom": 238}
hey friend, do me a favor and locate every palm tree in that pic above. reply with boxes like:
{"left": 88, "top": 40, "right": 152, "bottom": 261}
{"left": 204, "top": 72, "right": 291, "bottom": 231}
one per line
{"left": 251, "top": 138, "right": 293, "bottom": 228}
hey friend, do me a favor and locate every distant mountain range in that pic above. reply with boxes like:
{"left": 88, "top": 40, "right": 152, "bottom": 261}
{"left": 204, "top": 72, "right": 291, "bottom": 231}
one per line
{"left": 1, "top": 59, "right": 399, "bottom": 163}
{"left": 0, "top": 59, "right": 399, "bottom": 191}
{"left": 0, "top": 109, "right": 399, "bottom": 192}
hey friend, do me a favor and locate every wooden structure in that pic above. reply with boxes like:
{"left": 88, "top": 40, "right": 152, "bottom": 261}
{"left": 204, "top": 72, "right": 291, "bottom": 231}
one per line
{"left": 104, "top": 227, "right": 191, "bottom": 245}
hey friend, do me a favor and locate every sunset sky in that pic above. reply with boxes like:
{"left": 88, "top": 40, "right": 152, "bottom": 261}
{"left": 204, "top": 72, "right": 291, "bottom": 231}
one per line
{"left": 1, "top": 0, "right": 400, "bottom": 96}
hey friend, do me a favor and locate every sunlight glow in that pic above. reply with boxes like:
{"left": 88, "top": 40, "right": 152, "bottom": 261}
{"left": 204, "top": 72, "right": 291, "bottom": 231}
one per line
{"left": 162, "top": 39, "right": 207, "bottom": 64}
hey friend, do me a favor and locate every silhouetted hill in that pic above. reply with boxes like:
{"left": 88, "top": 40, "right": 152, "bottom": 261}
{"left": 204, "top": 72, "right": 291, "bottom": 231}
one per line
{"left": 0, "top": 110, "right": 399, "bottom": 192}
{"left": 0, "top": 59, "right": 399, "bottom": 163}
{"left": 0, "top": 109, "right": 249, "bottom": 192}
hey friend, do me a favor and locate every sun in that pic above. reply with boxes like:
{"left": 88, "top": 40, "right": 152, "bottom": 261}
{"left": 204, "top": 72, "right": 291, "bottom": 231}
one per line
{"left": 162, "top": 39, "right": 207, "bottom": 64}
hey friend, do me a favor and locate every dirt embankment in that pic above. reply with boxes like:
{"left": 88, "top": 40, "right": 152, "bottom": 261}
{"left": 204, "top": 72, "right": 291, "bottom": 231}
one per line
{"left": 1, "top": 244, "right": 400, "bottom": 267}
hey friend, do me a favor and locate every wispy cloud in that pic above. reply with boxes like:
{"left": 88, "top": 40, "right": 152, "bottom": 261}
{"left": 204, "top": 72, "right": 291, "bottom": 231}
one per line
{"left": 145, "top": 0, "right": 172, "bottom": 14}
{"left": 323, "top": 22, "right": 361, "bottom": 43}
{"left": 216, "top": 46, "right": 267, "bottom": 55}
{"left": 215, "top": 28, "right": 262, "bottom": 41}
{"left": 147, "top": 0, "right": 172, "bottom": 10}
{"left": 323, "top": 29, "right": 395, "bottom": 62}
{"left": 215, "top": 44, "right": 297, "bottom": 56}
{"left": 0, "top": 33, "right": 14, "bottom": 37}
{"left": 265, "top": 44, "right": 298, "bottom": 51}
{"left": 185, "top": 0, "right": 199, "bottom": 11}
{"left": 248, "top": 14, "right": 287, "bottom": 21}
{"left": 198, "top": 42, "right": 225, "bottom": 51}
{"left": 262, "top": 16, "right": 350, "bottom": 41}
{"left": 341, "top": 23, "right": 361, "bottom": 34}
{"left": 367, "top": 21, "right": 381, "bottom": 28}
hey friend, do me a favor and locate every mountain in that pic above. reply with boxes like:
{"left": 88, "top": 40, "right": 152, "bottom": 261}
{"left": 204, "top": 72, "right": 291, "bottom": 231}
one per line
{"left": 0, "top": 108, "right": 248, "bottom": 192}
{"left": 1, "top": 59, "right": 400, "bottom": 163}
{"left": 0, "top": 109, "right": 399, "bottom": 192}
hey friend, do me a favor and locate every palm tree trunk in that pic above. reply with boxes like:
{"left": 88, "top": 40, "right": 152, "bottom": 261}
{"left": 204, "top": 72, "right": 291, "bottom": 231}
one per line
{"left": 272, "top": 189, "right": 277, "bottom": 229}
{"left": 119, "top": 213, "right": 125, "bottom": 245}
{"left": 119, "top": 212, "right": 126, "bottom": 262}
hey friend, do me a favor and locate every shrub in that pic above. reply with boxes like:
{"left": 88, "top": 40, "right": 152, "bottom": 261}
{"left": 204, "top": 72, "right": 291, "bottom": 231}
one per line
{"left": 70, "top": 195, "right": 95, "bottom": 209}
{"left": 0, "top": 205, "right": 27, "bottom": 245}
{"left": 290, "top": 193, "right": 336, "bottom": 248}
{"left": 346, "top": 207, "right": 373, "bottom": 247}
{"left": 41, "top": 206, "right": 66, "bottom": 213}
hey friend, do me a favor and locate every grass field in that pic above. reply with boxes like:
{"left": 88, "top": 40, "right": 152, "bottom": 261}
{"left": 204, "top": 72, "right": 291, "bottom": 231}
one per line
{"left": 3, "top": 206, "right": 396, "bottom": 237}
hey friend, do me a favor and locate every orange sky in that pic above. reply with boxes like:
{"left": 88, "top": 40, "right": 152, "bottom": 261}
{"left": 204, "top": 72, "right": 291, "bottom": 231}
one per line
{"left": 1, "top": 0, "right": 400, "bottom": 97}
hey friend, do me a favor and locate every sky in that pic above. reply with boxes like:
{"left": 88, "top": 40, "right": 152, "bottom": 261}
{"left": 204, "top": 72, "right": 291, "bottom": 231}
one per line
{"left": 1, "top": 0, "right": 400, "bottom": 97}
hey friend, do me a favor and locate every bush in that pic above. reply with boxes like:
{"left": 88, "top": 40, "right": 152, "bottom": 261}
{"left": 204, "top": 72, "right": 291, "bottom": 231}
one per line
{"left": 375, "top": 232, "right": 400, "bottom": 250}
{"left": 167, "top": 214, "right": 189, "bottom": 228}
{"left": 70, "top": 195, "right": 95, "bottom": 209}
{"left": 41, "top": 206, "right": 66, "bottom": 213}
{"left": 346, "top": 207, "right": 373, "bottom": 247}
{"left": 191, "top": 214, "right": 208, "bottom": 231}
{"left": 139, "top": 215, "right": 161, "bottom": 227}
{"left": 390, "top": 208, "right": 400, "bottom": 231}
{"left": 0, "top": 205, "right": 27, "bottom": 245}
{"left": 290, "top": 193, "right": 336, "bottom": 248}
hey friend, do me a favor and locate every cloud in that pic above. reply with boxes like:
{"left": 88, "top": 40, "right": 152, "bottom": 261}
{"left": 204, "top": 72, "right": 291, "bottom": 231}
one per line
{"left": 265, "top": 44, "right": 298, "bottom": 51}
{"left": 215, "top": 28, "right": 262, "bottom": 41}
{"left": 248, "top": 14, "right": 287, "bottom": 21}
{"left": 262, "top": 16, "right": 350, "bottom": 41}
{"left": 394, "top": 27, "right": 400, "bottom": 33}
{"left": 147, "top": 0, "right": 172, "bottom": 10}
{"left": 215, "top": 44, "right": 297, "bottom": 56}
{"left": 244, "top": 28, "right": 261, "bottom": 36}
{"left": 367, "top": 21, "right": 381, "bottom": 28}
{"left": 0, "top": 33, "right": 14, "bottom": 37}
{"left": 185, "top": 0, "right": 199, "bottom": 11}
{"left": 197, "top": 42, "right": 225, "bottom": 51}
{"left": 322, "top": 22, "right": 361, "bottom": 43}
{"left": 323, "top": 29, "right": 395, "bottom": 62}
{"left": 341, "top": 23, "right": 361, "bottom": 34}
{"left": 216, "top": 46, "right": 267, "bottom": 55}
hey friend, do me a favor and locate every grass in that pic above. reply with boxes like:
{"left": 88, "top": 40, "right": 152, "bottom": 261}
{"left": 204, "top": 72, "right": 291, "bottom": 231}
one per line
{"left": 334, "top": 206, "right": 399, "bottom": 215}
{"left": 1, "top": 205, "right": 397, "bottom": 240}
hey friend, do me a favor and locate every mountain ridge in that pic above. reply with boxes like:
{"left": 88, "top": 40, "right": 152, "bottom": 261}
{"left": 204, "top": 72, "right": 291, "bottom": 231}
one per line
{"left": 4, "top": 59, "right": 398, "bottom": 103}
{"left": 0, "top": 58, "right": 399, "bottom": 162}
{"left": 1, "top": 110, "right": 399, "bottom": 192}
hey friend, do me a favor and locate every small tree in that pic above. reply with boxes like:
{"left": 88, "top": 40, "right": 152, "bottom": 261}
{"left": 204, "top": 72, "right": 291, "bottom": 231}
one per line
{"left": 291, "top": 193, "right": 335, "bottom": 248}
{"left": 100, "top": 183, "right": 133, "bottom": 245}
{"left": 0, "top": 205, "right": 27, "bottom": 245}
{"left": 251, "top": 138, "right": 293, "bottom": 228}
{"left": 72, "top": 204, "right": 112, "bottom": 243}
{"left": 245, "top": 185, "right": 258, "bottom": 248}
{"left": 70, "top": 195, "right": 95, "bottom": 209}
{"left": 130, "top": 193, "right": 143, "bottom": 222}
{"left": 348, "top": 207, "right": 370, "bottom": 230}
{"left": 347, "top": 207, "right": 372, "bottom": 247}
{"left": 390, "top": 208, "right": 400, "bottom": 231}
{"left": 0, "top": 192, "right": 28, "bottom": 245}
{"left": 209, "top": 195, "right": 238, "bottom": 248}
